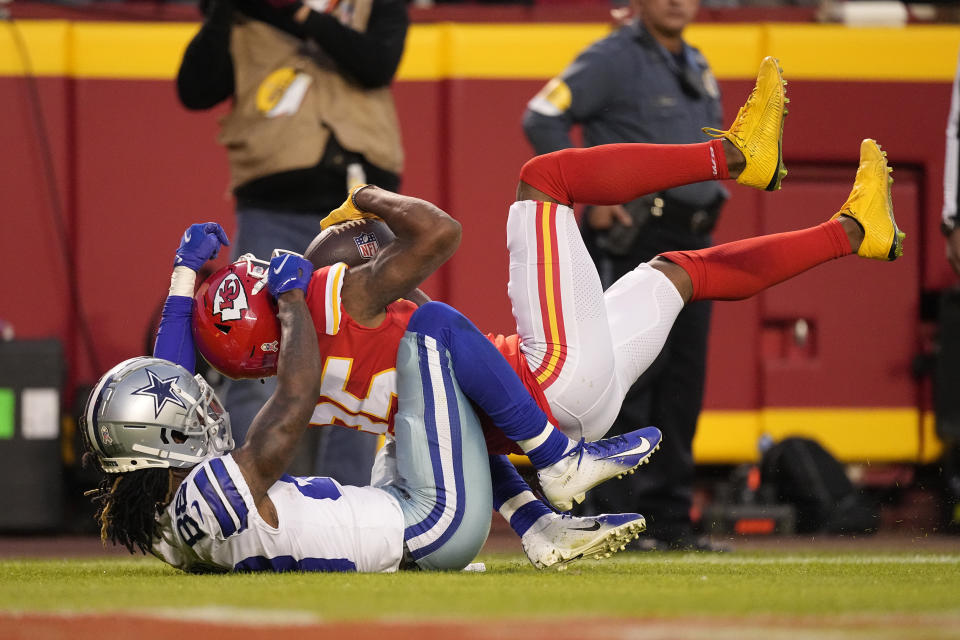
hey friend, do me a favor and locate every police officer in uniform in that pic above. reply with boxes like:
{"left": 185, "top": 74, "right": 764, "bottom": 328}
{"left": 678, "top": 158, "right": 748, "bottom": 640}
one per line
{"left": 522, "top": 0, "right": 727, "bottom": 550}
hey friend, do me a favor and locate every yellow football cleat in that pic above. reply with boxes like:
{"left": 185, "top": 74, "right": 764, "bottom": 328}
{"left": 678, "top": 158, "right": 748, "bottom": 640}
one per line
{"left": 704, "top": 56, "right": 788, "bottom": 191}
{"left": 832, "top": 138, "right": 905, "bottom": 261}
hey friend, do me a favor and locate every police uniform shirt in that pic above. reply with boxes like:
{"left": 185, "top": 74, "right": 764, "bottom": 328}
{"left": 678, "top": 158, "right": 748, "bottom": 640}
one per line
{"left": 152, "top": 453, "right": 405, "bottom": 573}
{"left": 525, "top": 20, "right": 727, "bottom": 209}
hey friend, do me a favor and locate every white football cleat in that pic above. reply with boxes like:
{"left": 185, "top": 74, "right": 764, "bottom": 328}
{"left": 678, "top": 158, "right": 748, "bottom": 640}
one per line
{"left": 538, "top": 426, "right": 662, "bottom": 512}
{"left": 522, "top": 512, "right": 647, "bottom": 571}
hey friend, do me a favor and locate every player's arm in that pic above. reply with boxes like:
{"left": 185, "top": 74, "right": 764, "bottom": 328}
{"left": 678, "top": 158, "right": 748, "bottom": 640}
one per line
{"left": 333, "top": 186, "right": 461, "bottom": 325}
{"left": 404, "top": 288, "right": 432, "bottom": 306}
{"left": 232, "top": 255, "right": 320, "bottom": 514}
{"left": 154, "top": 223, "right": 230, "bottom": 372}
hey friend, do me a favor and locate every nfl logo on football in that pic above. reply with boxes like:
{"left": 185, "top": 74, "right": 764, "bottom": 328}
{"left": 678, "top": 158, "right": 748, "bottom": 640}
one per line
{"left": 354, "top": 232, "right": 380, "bottom": 259}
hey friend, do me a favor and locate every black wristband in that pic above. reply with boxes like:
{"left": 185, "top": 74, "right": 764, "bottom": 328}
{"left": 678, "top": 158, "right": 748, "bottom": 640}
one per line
{"left": 943, "top": 219, "right": 959, "bottom": 237}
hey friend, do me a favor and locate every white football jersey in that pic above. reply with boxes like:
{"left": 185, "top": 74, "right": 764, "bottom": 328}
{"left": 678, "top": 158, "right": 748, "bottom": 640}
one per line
{"left": 152, "top": 454, "right": 405, "bottom": 573}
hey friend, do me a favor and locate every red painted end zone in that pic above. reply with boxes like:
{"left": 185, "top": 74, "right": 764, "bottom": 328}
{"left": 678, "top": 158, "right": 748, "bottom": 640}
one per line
{"left": 4, "top": 612, "right": 959, "bottom": 640}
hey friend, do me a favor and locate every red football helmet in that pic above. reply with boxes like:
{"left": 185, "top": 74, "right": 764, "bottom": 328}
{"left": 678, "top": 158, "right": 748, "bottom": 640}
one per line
{"left": 192, "top": 254, "right": 281, "bottom": 379}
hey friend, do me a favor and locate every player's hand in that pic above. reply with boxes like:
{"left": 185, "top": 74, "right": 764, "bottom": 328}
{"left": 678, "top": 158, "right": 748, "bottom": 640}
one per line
{"left": 585, "top": 204, "right": 633, "bottom": 230}
{"left": 267, "top": 252, "right": 313, "bottom": 298}
{"left": 320, "top": 185, "right": 383, "bottom": 231}
{"left": 948, "top": 227, "right": 960, "bottom": 278}
{"left": 175, "top": 222, "right": 230, "bottom": 271}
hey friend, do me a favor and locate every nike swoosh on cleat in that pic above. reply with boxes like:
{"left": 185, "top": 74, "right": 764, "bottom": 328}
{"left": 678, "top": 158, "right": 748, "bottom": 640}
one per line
{"left": 568, "top": 521, "right": 602, "bottom": 532}
{"left": 273, "top": 254, "right": 290, "bottom": 274}
{"left": 598, "top": 438, "right": 651, "bottom": 460}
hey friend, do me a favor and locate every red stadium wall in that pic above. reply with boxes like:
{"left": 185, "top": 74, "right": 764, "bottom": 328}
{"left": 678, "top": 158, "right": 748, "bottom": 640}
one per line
{"left": 3, "top": 19, "right": 959, "bottom": 462}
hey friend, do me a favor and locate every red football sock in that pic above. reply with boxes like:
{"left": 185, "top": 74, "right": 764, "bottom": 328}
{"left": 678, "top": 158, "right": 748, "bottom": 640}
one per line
{"left": 660, "top": 220, "right": 852, "bottom": 301}
{"left": 518, "top": 140, "right": 729, "bottom": 205}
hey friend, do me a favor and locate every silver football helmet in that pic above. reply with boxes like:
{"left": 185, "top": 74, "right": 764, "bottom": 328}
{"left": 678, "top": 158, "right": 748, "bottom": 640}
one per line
{"left": 83, "top": 356, "right": 234, "bottom": 473}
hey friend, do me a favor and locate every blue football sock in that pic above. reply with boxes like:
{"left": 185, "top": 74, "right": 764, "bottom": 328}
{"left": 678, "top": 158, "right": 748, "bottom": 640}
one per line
{"left": 489, "top": 455, "right": 552, "bottom": 537}
{"left": 517, "top": 423, "right": 574, "bottom": 469}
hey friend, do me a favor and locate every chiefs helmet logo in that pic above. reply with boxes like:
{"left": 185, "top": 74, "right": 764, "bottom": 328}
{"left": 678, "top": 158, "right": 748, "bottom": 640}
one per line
{"left": 213, "top": 273, "right": 249, "bottom": 322}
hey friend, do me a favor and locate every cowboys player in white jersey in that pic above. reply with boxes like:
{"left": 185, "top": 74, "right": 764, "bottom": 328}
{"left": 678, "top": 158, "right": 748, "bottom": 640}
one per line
{"left": 85, "top": 237, "right": 415, "bottom": 571}
{"left": 82, "top": 221, "right": 648, "bottom": 572}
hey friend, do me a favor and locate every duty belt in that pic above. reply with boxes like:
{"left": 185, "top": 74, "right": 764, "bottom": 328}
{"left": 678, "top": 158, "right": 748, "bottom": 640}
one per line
{"left": 642, "top": 195, "right": 721, "bottom": 235}
{"left": 593, "top": 193, "right": 725, "bottom": 256}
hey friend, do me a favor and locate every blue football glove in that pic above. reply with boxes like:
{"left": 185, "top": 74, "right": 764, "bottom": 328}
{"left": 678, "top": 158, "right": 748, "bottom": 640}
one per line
{"left": 267, "top": 252, "right": 313, "bottom": 298}
{"left": 174, "top": 222, "right": 230, "bottom": 271}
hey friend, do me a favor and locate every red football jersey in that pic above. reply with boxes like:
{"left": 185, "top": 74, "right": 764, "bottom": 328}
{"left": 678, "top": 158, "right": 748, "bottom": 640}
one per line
{"left": 305, "top": 264, "right": 554, "bottom": 454}
{"left": 306, "top": 264, "right": 416, "bottom": 436}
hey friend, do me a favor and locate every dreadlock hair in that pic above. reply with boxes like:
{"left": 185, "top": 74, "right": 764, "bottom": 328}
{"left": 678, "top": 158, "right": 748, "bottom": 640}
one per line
{"left": 82, "top": 451, "right": 176, "bottom": 555}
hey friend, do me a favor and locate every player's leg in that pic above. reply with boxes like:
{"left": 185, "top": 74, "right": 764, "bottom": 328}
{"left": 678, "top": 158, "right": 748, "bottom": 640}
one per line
{"left": 594, "top": 220, "right": 854, "bottom": 435}
{"left": 508, "top": 61, "right": 789, "bottom": 440}
{"left": 382, "top": 324, "right": 646, "bottom": 569}
{"left": 510, "top": 149, "right": 726, "bottom": 443}
{"left": 656, "top": 139, "right": 902, "bottom": 304}
{"left": 383, "top": 324, "right": 493, "bottom": 571}
{"left": 505, "top": 199, "right": 619, "bottom": 441}
{"left": 388, "top": 303, "right": 638, "bottom": 569}
{"left": 516, "top": 56, "right": 789, "bottom": 207}
{"left": 603, "top": 138, "right": 901, "bottom": 396}
{"left": 489, "top": 455, "right": 646, "bottom": 570}
{"left": 407, "top": 302, "right": 660, "bottom": 512}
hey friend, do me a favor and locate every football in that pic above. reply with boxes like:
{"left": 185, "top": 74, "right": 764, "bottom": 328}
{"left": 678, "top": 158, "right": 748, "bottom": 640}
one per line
{"left": 304, "top": 218, "right": 395, "bottom": 270}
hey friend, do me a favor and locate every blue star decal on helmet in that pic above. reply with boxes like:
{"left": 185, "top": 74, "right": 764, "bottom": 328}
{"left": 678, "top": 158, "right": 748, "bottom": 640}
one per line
{"left": 133, "top": 368, "right": 188, "bottom": 418}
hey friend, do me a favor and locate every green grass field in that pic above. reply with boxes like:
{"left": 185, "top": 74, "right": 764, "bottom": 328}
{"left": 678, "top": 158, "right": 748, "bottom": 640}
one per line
{"left": 3, "top": 551, "right": 959, "bottom": 631}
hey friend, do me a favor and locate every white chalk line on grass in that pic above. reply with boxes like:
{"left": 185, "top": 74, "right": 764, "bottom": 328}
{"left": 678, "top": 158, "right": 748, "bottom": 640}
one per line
{"left": 3, "top": 607, "right": 324, "bottom": 627}
{"left": 150, "top": 606, "right": 323, "bottom": 626}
